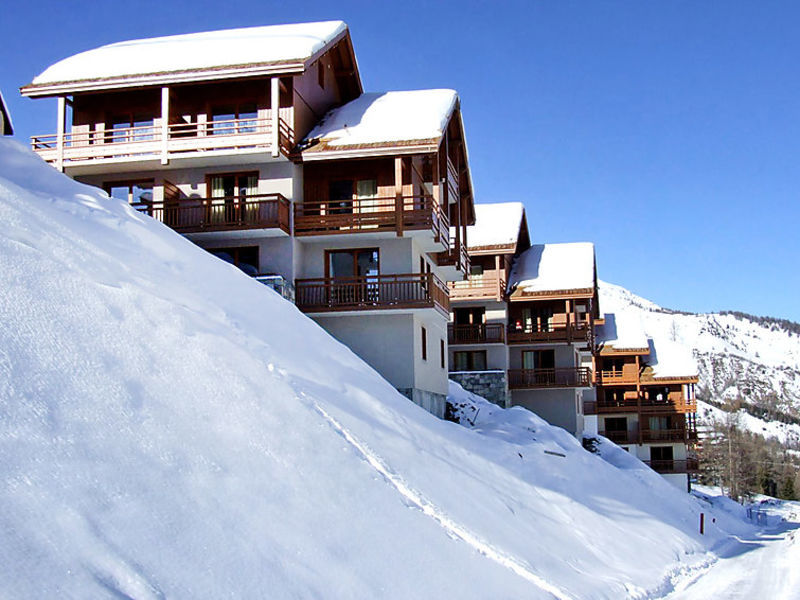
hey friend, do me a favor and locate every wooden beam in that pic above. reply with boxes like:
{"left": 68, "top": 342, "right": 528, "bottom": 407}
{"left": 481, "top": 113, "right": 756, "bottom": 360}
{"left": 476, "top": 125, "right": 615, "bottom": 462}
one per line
{"left": 395, "top": 156, "right": 404, "bottom": 237}
{"left": 56, "top": 96, "right": 66, "bottom": 172}
{"left": 160, "top": 86, "right": 170, "bottom": 165}
{"left": 271, "top": 77, "right": 280, "bottom": 157}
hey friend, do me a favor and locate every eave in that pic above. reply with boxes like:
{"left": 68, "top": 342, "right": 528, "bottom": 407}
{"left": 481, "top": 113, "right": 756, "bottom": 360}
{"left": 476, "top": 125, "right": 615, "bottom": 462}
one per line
{"left": 508, "top": 287, "right": 595, "bottom": 301}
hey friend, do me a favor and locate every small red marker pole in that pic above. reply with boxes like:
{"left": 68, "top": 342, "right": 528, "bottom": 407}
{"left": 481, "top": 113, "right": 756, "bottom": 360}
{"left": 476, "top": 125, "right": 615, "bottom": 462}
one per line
{"left": 700, "top": 512, "right": 705, "bottom": 535}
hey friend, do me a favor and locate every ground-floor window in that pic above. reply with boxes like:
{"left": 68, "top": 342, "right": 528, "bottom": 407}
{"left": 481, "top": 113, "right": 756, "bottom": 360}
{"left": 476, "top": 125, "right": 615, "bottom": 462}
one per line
{"left": 452, "top": 350, "right": 487, "bottom": 371}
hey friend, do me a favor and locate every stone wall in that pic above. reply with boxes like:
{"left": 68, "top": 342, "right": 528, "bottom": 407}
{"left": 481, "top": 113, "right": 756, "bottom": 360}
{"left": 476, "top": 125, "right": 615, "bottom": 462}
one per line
{"left": 449, "top": 370, "right": 510, "bottom": 407}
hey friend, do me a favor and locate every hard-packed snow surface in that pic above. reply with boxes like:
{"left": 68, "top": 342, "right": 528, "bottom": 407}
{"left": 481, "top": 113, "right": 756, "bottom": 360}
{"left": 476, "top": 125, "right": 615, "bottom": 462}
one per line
{"left": 600, "top": 281, "right": 800, "bottom": 444}
{"left": 508, "top": 242, "right": 595, "bottom": 294}
{"left": 0, "top": 139, "right": 772, "bottom": 598}
{"left": 463, "top": 202, "right": 525, "bottom": 249}
{"left": 303, "top": 90, "right": 457, "bottom": 148}
{"left": 31, "top": 21, "right": 346, "bottom": 85}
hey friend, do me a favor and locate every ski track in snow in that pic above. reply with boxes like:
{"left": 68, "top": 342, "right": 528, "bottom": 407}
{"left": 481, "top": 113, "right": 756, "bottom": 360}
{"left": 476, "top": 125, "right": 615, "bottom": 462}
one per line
{"left": 296, "top": 388, "right": 574, "bottom": 600}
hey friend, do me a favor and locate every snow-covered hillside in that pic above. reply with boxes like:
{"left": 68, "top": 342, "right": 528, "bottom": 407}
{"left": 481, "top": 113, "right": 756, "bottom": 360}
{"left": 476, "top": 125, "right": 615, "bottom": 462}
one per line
{"left": 600, "top": 281, "right": 800, "bottom": 445}
{"left": 0, "top": 139, "right": 764, "bottom": 598}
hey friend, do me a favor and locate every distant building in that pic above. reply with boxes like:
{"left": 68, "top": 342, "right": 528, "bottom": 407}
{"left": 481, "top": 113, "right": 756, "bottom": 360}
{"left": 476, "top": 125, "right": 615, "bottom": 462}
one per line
{"left": 0, "top": 90, "right": 13, "bottom": 135}
{"left": 21, "top": 21, "right": 474, "bottom": 418}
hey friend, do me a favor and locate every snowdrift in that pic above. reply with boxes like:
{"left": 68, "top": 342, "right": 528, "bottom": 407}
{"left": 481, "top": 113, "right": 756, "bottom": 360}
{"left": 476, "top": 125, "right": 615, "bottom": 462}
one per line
{"left": 0, "top": 139, "right": 744, "bottom": 598}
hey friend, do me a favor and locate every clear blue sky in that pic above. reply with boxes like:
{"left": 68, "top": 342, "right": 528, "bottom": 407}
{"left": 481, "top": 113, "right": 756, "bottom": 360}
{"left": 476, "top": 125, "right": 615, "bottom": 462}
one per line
{"left": 3, "top": 1, "right": 799, "bottom": 321}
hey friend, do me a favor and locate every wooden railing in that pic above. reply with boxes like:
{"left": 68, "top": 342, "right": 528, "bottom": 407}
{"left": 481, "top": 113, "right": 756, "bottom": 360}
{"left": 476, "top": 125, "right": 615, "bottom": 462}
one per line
{"left": 448, "top": 270, "right": 506, "bottom": 301}
{"left": 508, "top": 367, "right": 592, "bottom": 389}
{"left": 448, "top": 323, "right": 505, "bottom": 345}
{"left": 135, "top": 193, "right": 290, "bottom": 234}
{"left": 446, "top": 156, "right": 459, "bottom": 201}
{"left": 644, "top": 459, "right": 699, "bottom": 474}
{"left": 595, "top": 398, "right": 696, "bottom": 414}
{"left": 596, "top": 369, "right": 640, "bottom": 385}
{"left": 641, "top": 429, "right": 692, "bottom": 443}
{"left": 507, "top": 323, "right": 591, "bottom": 344}
{"left": 31, "top": 116, "right": 293, "bottom": 165}
{"left": 295, "top": 273, "right": 450, "bottom": 317}
{"left": 294, "top": 195, "right": 449, "bottom": 241}
{"left": 598, "top": 430, "right": 638, "bottom": 445}
{"left": 436, "top": 236, "right": 470, "bottom": 272}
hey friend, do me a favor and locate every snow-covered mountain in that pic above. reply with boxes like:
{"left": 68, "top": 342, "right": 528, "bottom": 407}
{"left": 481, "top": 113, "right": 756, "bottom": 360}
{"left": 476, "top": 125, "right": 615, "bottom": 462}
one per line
{"left": 599, "top": 281, "right": 800, "bottom": 445}
{"left": 0, "top": 139, "right": 762, "bottom": 598}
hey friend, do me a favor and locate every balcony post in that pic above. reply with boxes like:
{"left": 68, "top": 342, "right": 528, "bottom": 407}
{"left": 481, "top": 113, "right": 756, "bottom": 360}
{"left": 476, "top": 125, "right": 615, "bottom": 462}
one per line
{"left": 394, "top": 156, "right": 404, "bottom": 236}
{"left": 160, "top": 86, "right": 170, "bottom": 165}
{"left": 495, "top": 255, "right": 502, "bottom": 300}
{"left": 271, "top": 77, "right": 280, "bottom": 157}
{"left": 56, "top": 96, "right": 66, "bottom": 172}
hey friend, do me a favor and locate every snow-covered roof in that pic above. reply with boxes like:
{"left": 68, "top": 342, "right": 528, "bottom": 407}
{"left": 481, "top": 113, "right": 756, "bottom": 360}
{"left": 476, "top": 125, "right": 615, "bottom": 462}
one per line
{"left": 465, "top": 202, "right": 525, "bottom": 249}
{"left": 25, "top": 21, "right": 348, "bottom": 91}
{"left": 644, "top": 339, "right": 699, "bottom": 379}
{"left": 0, "top": 90, "right": 12, "bottom": 136}
{"left": 302, "top": 90, "right": 457, "bottom": 155}
{"left": 596, "top": 312, "right": 650, "bottom": 352}
{"left": 508, "top": 243, "right": 595, "bottom": 295}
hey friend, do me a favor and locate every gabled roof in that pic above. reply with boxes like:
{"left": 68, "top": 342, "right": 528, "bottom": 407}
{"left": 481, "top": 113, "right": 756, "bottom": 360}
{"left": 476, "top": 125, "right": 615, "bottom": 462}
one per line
{"left": 464, "top": 202, "right": 529, "bottom": 254}
{"left": 642, "top": 339, "right": 699, "bottom": 381}
{"left": 508, "top": 242, "right": 596, "bottom": 298}
{"left": 301, "top": 90, "right": 458, "bottom": 159}
{"left": 0, "top": 90, "right": 13, "bottom": 136}
{"left": 21, "top": 21, "right": 358, "bottom": 97}
{"left": 595, "top": 312, "right": 650, "bottom": 354}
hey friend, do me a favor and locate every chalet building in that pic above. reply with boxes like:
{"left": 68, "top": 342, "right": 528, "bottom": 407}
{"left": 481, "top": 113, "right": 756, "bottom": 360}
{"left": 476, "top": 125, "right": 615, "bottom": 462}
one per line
{"left": 0, "top": 90, "right": 13, "bottom": 135}
{"left": 586, "top": 313, "right": 699, "bottom": 491}
{"left": 505, "top": 243, "right": 599, "bottom": 436}
{"left": 448, "top": 202, "right": 530, "bottom": 406}
{"left": 21, "top": 21, "right": 474, "bottom": 417}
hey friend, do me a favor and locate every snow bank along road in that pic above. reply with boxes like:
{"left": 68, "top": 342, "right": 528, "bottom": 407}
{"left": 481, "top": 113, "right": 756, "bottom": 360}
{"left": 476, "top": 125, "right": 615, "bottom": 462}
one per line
{"left": 663, "top": 500, "right": 800, "bottom": 600}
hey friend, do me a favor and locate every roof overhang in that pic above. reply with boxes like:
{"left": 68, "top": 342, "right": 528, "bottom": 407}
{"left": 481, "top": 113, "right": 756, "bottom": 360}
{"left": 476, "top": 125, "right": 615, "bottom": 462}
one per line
{"left": 301, "top": 138, "right": 440, "bottom": 161}
{"left": 508, "top": 287, "right": 595, "bottom": 301}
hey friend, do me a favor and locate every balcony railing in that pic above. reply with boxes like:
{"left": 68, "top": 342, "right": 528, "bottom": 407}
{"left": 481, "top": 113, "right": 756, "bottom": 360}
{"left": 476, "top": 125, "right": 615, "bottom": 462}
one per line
{"left": 448, "top": 270, "right": 506, "bottom": 301}
{"left": 596, "top": 369, "right": 640, "bottom": 385}
{"left": 507, "top": 322, "right": 591, "bottom": 344}
{"left": 295, "top": 273, "right": 450, "bottom": 317}
{"left": 254, "top": 274, "right": 295, "bottom": 303}
{"left": 293, "top": 195, "right": 449, "bottom": 242}
{"left": 644, "top": 459, "right": 699, "bottom": 474}
{"left": 135, "top": 194, "right": 290, "bottom": 234}
{"left": 641, "top": 428, "right": 693, "bottom": 443}
{"left": 448, "top": 323, "right": 505, "bottom": 345}
{"left": 508, "top": 367, "right": 592, "bottom": 389}
{"left": 31, "top": 116, "right": 293, "bottom": 166}
{"left": 595, "top": 398, "right": 697, "bottom": 414}
{"left": 436, "top": 235, "right": 469, "bottom": 272}
{"left": 598, "top": 430, "right": 638, "bottom": 445}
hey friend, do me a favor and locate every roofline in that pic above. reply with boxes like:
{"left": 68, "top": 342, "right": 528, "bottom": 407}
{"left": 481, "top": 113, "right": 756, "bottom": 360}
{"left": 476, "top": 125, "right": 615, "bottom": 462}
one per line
{"left": 640, "top": 375, "right": 700, "bottom": 384}
{"left": 467, "top": 243, "right": 517, "bottom": 255}
{"left": 301, "top": 140, "right": 440, "bottom": 161}
{"left": 508, "top": 287, "right": 595, "bottom": 301}
{"left": 597, "top": 346, "right": 651, "bottom": 356}
{"left": 21, "top": 28, "right": 356, "bottom": 98}
{"left": 0, "top": 90, "right": 13, "bottom": 135}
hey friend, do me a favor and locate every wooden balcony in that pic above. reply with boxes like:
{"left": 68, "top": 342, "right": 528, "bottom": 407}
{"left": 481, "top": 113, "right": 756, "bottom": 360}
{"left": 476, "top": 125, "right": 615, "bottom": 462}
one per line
{"left": 295, "top": 273, "right": 450, "bottom": 317}
{"left": 595, "top": 398, "right": 697, "bottom": 414}
{"left": 508, "top": 367, "right": 592, "bottom": 389}
{"left": 135, "top": 194, "right": 290, "bottom": 235}
{"left": 641, "top": 428, "right": 694, "bottom": 443}
{"left": 596, "top": 369, "right": 640, "bottom": 385}
{"left": 598, "top": 430, "right": 638, "bottom": 445}
{"left": 507, "top": 323, "right": 591, "bottom": 344}
{"left": 644, "top": 459, "right": 699, "bottom": 474}
{"left": 294, "top": 195, "right": 449, "bottom": 242}
{"left": 31, "top": 117, "right": 294, "bottom": 167}
{"left": 448, "top": 270, "right": 506, "bottom": 301}
{"left": 436, "top": 236, "right": 470, "bottom": 273}
{"left": 448, "top": 323, "right": 505, "bottom": 345}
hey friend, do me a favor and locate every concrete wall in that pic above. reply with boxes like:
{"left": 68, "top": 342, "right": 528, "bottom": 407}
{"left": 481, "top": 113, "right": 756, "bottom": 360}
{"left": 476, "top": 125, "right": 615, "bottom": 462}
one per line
{"left": 511, "top": 388, "right": 582, "bottom": 435}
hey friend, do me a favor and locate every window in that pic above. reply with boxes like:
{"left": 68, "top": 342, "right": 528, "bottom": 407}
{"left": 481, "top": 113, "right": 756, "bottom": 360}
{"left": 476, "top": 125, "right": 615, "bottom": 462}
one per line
{"left": 454, "top": 307, "right": 485, "bottom": 326}
{"left": 326, "top": 248, "right": 380, "bottom": 305}
{"left": 328, "top": 179, "right": 378, "bottom": 214}
{"left": 210, "top": 102, "right": 258, "bottom": 135}
{"left": 209, "top": 246, "right": 259, "bottom": 276}
{"left": 452, "top": 351, "right": 487, "bottom": 371}
{"left": 207, "top": 172, "right": 259, "bottom": 225}
{"left": 104, "top": 180, "right": 154, "bottom": 211}
{"left": 522, "top": 349, "right": 555, "bottom": 370}
{"left": 440, "top": 340, "right": 446, "bottom": 369}
{"left": 421, "top": 327, "right": 428, "bottom": 360}
{"left": 604, "top": 417, "right": 627, "bottom": 433}
{"left": 109, "top": 113, "right": 155, "bottom": 142}
{"left": 318, "top": 59, "right": 326, "bottom": 89}
{"left": 651, "top": 446, "right": 674, "bottom": 462}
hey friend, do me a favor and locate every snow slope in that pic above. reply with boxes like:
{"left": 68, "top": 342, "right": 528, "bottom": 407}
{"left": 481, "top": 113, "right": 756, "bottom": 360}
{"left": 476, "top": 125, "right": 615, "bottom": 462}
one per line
{"left": 600, "top": 281, "right": 800, "bottom": 445}
{"left": 0, "top": 139, "right": 757, "bottom": 598}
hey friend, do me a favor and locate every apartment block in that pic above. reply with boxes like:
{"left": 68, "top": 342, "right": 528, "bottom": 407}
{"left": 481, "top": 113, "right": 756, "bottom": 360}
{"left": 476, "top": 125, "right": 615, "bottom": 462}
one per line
{"left": 22, "top": 21, "right": 474, "bottom": 417}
